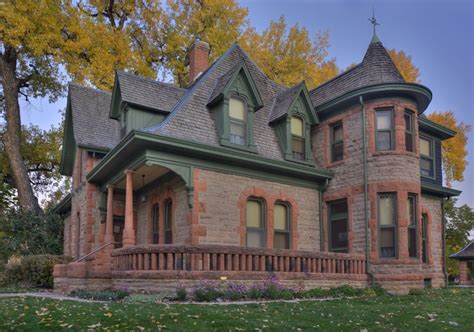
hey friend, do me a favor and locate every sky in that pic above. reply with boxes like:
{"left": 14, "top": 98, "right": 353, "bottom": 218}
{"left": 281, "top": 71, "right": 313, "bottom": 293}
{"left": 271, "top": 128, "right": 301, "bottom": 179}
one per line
{"left": 18, "top": 0, "right": 474, "bottom": 209}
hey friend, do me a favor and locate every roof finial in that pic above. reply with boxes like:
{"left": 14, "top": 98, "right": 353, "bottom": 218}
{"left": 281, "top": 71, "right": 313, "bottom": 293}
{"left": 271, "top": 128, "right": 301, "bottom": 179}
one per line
{"left": 368, "top": 7, "right": 381, "bottom": 44}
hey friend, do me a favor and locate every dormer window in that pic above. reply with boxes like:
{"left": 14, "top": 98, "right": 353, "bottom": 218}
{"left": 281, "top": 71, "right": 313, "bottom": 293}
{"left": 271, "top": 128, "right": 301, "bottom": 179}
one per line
{"left": 229, "top": 97, "right": 247, "bottom": 145}
{"left": 291, "top": 116, "right": 305, "bottom": 160}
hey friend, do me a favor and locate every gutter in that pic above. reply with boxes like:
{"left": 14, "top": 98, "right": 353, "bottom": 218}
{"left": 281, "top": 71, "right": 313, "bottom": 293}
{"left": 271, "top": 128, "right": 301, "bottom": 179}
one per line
{"left": 319, "top": 178, "right": 330, "bottom": 251}
{"left": 359, "top": 96, "right": 375, "bottom": 287}
{"left": 442, "top": 198, "right": 449, "bottom": 287}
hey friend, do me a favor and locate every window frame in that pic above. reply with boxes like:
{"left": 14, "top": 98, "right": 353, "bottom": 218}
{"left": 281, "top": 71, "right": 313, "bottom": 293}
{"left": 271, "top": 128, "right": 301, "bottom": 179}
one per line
{"left": 328, "top": 199, "right": 349, "bottom": 253}
{"left": 290, "top": 116, "right": 306, "bottom": 161}
{"left": 378, "top": 193, "right": 398, "bottom": 259}
{"left": 152, "top": 203, "right": 160, "bottom": 244}
{"left": 164, "top": 199, "right": 172, "bottom": 244}
{"left": 228, "top": 95, "right": 248, "bottom": 146}
{"left": 375, "top": 109, "right": 395, "bottom": 151}
{"left": 407, "top": 194, "right": 418, "bottom": 258}
{"left": 330, "top": 121, "right": 344, "bottom": 162}
{"left": 420, "top": 135, "right": 435, "bottom": 179}
{"left": 422, "top": 213, "right": 428, "bottom": 264}
{"left": 273, "top": 201, "right": 291, "bottom": 250}
{"left": 246, "top": 198, "right": 266, "bottom": 248}
{"left": 404, "top": 110, "right": 415, "bottom": 152}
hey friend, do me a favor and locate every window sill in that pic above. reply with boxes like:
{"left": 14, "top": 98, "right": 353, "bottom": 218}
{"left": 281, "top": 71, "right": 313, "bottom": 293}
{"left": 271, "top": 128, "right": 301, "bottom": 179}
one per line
{"left": 220, "top": 139, "right": 258, "bottom": 154}
{"left": 326, "top": 160, "right": 345, "bottom": 168}
{"left": 372, "top": 150, "right": 420, "bottom": 158}
{"left": 284, "top": 156, "right": 315, "bottom": 166}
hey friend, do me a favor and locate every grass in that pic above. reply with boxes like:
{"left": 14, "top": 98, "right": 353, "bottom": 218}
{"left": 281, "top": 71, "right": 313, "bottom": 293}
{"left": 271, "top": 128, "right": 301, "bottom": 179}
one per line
{"left": 0, "top": 288, "right": 473, "bottom": 331}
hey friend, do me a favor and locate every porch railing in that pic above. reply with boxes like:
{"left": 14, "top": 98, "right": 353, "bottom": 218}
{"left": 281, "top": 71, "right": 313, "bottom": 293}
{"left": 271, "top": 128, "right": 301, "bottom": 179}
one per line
{"left": 111, "top": 245, "right": 366, "bottom": 275}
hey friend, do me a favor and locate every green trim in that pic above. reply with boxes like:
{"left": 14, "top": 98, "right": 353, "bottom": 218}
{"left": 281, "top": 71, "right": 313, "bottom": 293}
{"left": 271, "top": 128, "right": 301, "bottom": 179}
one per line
{"left": 52, "top": 193, "right": 72, "bottom": 215}
{"left": 330, "top": 121, "right": 343, "bottom": 163}
{"left": 421, "top": 183, "right": 461, "bottom": 197}
{"left": 59, "top": 90, "right": 76, "bottom": 176}
{"left": 77, "top": 145, "right": 110, "bottom": 154}
{"left": 407, "top": 194, "right": 418, "bottom": 258}
{"left": 87, "top": 130, "right": 332, "bottom": 191}
{"left": 316, "top": 82, "right": 432, "bottom": 115}
{"left": 418, "top": 116, "right": 456, "bottom": 140}
{"left": 404, "top": 110, "right": 415, "bottom": 152}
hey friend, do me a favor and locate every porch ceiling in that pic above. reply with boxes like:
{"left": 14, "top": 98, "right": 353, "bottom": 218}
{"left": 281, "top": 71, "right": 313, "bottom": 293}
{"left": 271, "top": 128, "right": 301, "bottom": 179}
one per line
{"left": 114, "top": 164, "right": 170, "bottom": 190}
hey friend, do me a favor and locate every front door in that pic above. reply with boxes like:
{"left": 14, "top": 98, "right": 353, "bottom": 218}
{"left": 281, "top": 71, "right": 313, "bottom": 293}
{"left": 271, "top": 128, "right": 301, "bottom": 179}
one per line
{"left": 113, "top": 217, "right": 124, "bottom": 248}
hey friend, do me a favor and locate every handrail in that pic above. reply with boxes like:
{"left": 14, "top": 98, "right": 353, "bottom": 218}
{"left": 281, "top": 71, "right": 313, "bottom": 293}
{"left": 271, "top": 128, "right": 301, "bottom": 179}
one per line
{"left": 75, "top": 242, "right": 120, "bottom": 262}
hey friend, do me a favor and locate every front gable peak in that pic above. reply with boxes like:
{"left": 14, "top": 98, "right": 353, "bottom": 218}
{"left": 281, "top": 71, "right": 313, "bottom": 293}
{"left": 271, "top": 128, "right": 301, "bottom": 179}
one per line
{"left": 207, "top": 59, "right": 264, "bottom": 111}
{"left": 270, "top": 82, "right": 318, "bottom": 125}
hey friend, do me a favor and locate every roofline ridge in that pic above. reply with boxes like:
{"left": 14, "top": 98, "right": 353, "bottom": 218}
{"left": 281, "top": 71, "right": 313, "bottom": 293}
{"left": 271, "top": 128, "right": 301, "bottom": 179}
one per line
{"left": 116, "top": 70, "right": 188, "bottom": 91}
{"left": 450, "top": 240, "right": 474, "bottom": 257}
{"left": 69, "top": 82, "right": 112, "bottom": 95}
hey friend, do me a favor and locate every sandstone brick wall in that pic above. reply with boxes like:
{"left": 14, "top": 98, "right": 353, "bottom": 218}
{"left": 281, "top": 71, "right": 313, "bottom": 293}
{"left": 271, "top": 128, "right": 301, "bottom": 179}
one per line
{"left": 421, "top": 195, "right": 444, "bottom": 273}
{"left": 195, "top": 169, "right": 320, "bottom": 251}
{"left": 63, "top": 214, "right": 72, "bottom": 257}
{"left": 135, "top": 175, "right": 190, "bottom": 245}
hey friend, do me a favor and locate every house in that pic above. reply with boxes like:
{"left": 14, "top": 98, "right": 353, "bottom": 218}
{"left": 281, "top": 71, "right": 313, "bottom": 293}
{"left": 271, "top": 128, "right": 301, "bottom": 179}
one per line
{"left": 53, "top": 30, "right": 461, "bottom": 295}
{"left": 450, "top": 241, "right": 474, "bottom": 285}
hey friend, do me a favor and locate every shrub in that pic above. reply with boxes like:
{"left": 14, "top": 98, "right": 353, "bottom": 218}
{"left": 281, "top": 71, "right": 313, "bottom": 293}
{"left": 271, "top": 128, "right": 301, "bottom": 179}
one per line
{"left": 225, "top": 283, "right": 247, "bottom": 301}
{"left": 328, "top": 285, "right": 359, "bottom": 297}
{"left": 371, "top": 284, "right": 387, "bottom": 296}
{"left": 296, "top": 287, "right": 327, "bottom": 299}
{"left": 3, "top": 254, "right": 71, "bottom": 288}
{"left": 247, "top": 286, "right": 264, "bottom": 300}
{"left": 193, "top": 281, "right": 224, "bottom": 302}
{"left": 70, "top": 289, "right": 129, "bottom": 301}
{"left": 408, "top": 288, "right": 425, "bottom": 296}
{"left": 175, "top": 287, "right": 187, "bottom": 301}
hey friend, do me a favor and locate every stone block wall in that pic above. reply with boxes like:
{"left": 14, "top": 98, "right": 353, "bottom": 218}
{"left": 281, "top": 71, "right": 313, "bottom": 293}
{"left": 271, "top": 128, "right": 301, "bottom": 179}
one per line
{"left": 195, "top": 168, "right": 320, "bottom": 251}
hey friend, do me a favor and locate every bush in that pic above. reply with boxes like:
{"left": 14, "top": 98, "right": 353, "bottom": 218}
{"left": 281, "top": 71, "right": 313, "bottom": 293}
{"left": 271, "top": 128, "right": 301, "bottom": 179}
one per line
{"left": 193, "top": 285, "right": 224, "bottom": 302}
{"left": 175, "top": 287, "right": 187, "bottom": 301}
{"left": 3, "top": 254, "right": 71, "bottom": 288}
{"left": 408, "top": 288, "right": 425, "bottom": 296}
{"left": 70, "top": 289, "right": 129, "bottom": 301}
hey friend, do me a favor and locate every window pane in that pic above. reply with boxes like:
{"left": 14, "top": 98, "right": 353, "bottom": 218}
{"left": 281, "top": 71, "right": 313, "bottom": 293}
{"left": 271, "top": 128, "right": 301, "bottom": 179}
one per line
{"left": 376, "top": 110, "right": 392, "bottom": 130}
{"left": 377, "top": 131, "right": 392, "bottom": 151}
{"left": 379, "top": 195, "right": 394, "bottom": 225}
{"left": 420, "top": 138, "right": 432, "bottom": 156}
{"left": 292, "top": 137, "right": 305, "bottom": 160}
{"left": 332, "top": 124, "right": 343, "bottom": 142}
{"left": 164, "top": 201, "right": 172, "bottom": 230}
{"left": 247, "top": 230, "right": 263, "bottom": 247}
{"left": 380, "top": 228, "right": 395, "bottom": 257}
{"left": 332, "top": 142, "right": 343, "bottom": 162}
{"left": 407, "top": 196, "right": 415, "bottom": 226}
{"left": 152, "top": 205, "right": 159, "bottom": 244}
{"left": 230, "top": 122, "right": 245, "bottom": 145}
{"left": 420, "top": 158, "right": 434, "bottom": 177}
{"left": 405, "top": 132, "right": 414, "bottom": 152}
{"left": 404, "top": 112, "right": 412, "bottom": 132}
{"left": 330, "top": 200, "right": 348, "bottom": 217}
{"left": 274, "top": 232, "right": 289, "bottom": 249}
{"left": 408, "top": 227, "right": 417, "bottom": 258}
{"left": 331, "top": 218, "right": 348, "bottom": 250}
{"left": 229, "top": 98, "right": 246, "bottom": 120}
{"left": 274, "top": 204, "right": 288, "bottom": 230}
{"left": 291, "top": 117, "right": 304, "bottom": 137}
{"left": 246, "top": 200, "right": 262, "bottom": 228}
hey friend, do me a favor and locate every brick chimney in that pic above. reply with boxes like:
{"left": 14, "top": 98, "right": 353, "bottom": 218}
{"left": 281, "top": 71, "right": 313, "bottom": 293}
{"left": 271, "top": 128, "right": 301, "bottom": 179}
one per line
{"left": 187, "top": 39, "right": 210, "bottom": 86}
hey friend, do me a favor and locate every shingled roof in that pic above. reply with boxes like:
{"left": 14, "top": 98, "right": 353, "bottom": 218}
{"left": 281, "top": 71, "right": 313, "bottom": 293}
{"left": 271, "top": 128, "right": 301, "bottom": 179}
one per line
{"left": 450, "top": 241, "right": 474, "bottom": 260}
{"left": 269, "top": 82, "right": 306, "bottom": 123}
{"left": 146, "top": 43, "right": 289, "bottom": 161}
{"left": 69, "top": 84, "right": 119, "bottom": 149}
{"left": 116, "top": 71, "right": 187, "bottom": 113}
{"left": 309, "top": 39, "right": 404, "bottom": 107}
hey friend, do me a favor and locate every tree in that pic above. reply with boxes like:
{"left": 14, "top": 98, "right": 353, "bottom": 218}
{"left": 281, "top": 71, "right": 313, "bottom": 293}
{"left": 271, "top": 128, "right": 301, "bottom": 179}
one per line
{"left": 240, "top": 16, "right": 338, "bottom": 89}
{"left": 445, "top": 198, "right": 474, "bottom": 278}
{"left": 0, "top": 1, "right": 140, "bottom": 212}
{"left": 427, "top": 111, "right": 471, "bottom": 187}
{"left": 387, "top": 48, "right": 420, "bottom": 83}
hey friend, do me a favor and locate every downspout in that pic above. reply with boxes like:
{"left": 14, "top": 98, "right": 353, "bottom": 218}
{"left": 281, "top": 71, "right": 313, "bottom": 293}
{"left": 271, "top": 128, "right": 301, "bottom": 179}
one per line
{"left": 319, "top": 178, "right": 330, "bottom": 251}
{"left": 442, "top": 197, "right": 449, "bottom": 287}
{"left": 359, "top": 96, "right": 375, "bottom": 286}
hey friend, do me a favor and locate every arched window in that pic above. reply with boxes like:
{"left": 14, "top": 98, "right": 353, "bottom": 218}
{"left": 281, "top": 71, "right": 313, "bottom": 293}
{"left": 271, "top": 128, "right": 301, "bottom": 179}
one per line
{"left": 152, "top": 204, "right": 159, "bottom": 244}
{"left": 164, "top": 200, "right": 173, "bottom": 244}
{"left": 246, "top": 198, "right": 265, "bottom": 247}
{"left": 291, "top": 116, "right": 305, "bottom": 160}
{"left": 229, "top": 97, "right": 247, "bottom": 145}
{"left": 274, "top": 202, "right": 290, "bottom": 249}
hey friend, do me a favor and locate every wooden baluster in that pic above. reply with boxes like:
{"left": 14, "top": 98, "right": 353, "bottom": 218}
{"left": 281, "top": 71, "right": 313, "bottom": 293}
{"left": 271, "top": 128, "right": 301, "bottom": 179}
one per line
{"left": 247, "top": 255, "right": 252, "bottom": 271}
{"left": 203, "top": 253, "right": 209, "bottom": 271}
{"left": 295, "top": 257, "right": 301, "bottom": 272}
{"left": 284, "top": 257, "right": 290, "bottom": 272}
{"left": 151, "top": 253, "right": 157, "bottom": 270}
{"left": 240, "top": 254, "right": 246, "bottom": 271}
{"left": 258, "top": 256, "right": 264, "bottom": 271}
{"left": 316, "top": 258, "right": 321, "bottom": 273}
{"left": 143, "top": 253, "right": 149, "bottom": 270}
{"left": 232, "top": 254, "right": 239, "bottom": 271}
{"left": 138, "top": 254, "right": 143, "bottom": 270}
{"left": 158, "top": 253, "right": 164, "bottom": 270}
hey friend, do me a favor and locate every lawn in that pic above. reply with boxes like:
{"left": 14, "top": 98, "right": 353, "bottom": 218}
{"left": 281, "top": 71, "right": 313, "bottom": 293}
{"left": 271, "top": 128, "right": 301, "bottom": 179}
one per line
{"left": 0, "top": 288, "right": 473, "bottom": 331}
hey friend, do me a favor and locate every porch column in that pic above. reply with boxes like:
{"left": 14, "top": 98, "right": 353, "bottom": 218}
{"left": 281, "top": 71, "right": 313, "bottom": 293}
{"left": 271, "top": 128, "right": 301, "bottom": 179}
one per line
{"left": 104, "top": 185, "right": 114, "bottom": 244}
{"left": 123, "top": 170, "right": 136, "bottom": 246}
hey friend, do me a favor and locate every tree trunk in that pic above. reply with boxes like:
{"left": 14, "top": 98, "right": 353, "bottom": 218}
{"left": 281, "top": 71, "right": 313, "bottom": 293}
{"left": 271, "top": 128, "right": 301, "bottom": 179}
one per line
{"left": 0, "top": 47, "right": 42, "bottom": 213}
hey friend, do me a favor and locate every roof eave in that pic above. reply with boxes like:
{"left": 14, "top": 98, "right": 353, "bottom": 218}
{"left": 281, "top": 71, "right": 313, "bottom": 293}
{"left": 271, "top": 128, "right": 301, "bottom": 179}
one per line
{"left": 418, "top": 117, "right": 457, "bottom": 140}
{"left": 421, "top": 182, "right": 461, "bottom": 198}
{"left": 315, "top": 82, "right": 432, "bottom": 116}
